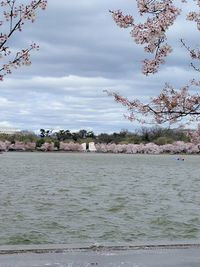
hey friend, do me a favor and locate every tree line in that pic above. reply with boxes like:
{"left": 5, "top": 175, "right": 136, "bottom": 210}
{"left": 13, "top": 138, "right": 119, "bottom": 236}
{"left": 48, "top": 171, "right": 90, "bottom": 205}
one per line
{"left": 0, "top": 127, "right": 192, "bottom": 148}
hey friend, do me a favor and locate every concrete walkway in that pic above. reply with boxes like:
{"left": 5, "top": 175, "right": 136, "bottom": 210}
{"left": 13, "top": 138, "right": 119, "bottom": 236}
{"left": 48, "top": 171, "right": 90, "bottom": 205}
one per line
{"left": 0, "top": 243, "right": 200, "bottom": 267}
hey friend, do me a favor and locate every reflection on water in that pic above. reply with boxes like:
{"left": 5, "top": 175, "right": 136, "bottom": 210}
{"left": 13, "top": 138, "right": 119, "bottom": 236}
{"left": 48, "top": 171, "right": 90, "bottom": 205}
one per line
{"left": 0, "top": 152, "right": 200, "bottom": 245}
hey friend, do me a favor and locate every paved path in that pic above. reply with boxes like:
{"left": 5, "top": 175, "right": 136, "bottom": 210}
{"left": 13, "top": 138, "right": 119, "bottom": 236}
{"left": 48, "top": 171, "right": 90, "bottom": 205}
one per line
{"left": 0, "top": 243, "right": 200, "bottom": 267}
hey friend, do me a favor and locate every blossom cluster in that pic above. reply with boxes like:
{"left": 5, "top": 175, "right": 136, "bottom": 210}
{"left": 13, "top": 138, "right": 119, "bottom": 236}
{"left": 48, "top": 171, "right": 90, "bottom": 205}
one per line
{"left": 0, "top": 141, "right": 84, "bottom": 152}
{"left": 95, "top": 141, "right": 200, "bottom": 154}
{"left": 187, "top": 124, "right": 200, "bottom": 144}
{"left": 0, "top": 139, "right": 199, "bottom": 154}
{"left": 1, "top": 0, "right": 47, "bottom": 23}
{"left": 59, "top": 142, "right": 83, "bottom": 152}
{"left": 111, "top": 0, "right": 182, "bottom": 74}
{"left": 0, "top": 0, "right": 47, "bottom": 80}
{"left": 0, "top": 141, "right": 36, "bottom": 151}
{"left": 111, "top": 10, "right": 134, "bottom": 28}
{"left": 40, "top": 142, "right": 55, "bottom": 151}
{"left": 187, "top": 11, "right": 200, "bottom": 30}
{"left": 110, "top": 0, "right": 200, "bottom": 124}
{"left": 108, "top": 81, "right": 200, "bottom": 125}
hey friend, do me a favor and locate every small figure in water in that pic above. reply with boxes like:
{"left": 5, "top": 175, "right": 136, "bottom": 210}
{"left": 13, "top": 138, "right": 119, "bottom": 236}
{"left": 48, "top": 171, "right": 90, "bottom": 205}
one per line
{"left": 176, "top": 157, "right": 184, "bottom": 161}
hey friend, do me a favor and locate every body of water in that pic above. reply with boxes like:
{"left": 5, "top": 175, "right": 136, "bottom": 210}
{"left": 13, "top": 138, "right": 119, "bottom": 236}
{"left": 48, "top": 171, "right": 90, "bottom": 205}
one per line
{"left": 0, "top": 152, "right": 200, "bottom": 245}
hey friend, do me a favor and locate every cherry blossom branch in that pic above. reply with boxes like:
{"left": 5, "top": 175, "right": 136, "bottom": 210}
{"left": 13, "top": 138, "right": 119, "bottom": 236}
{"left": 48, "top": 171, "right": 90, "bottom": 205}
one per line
{"left": 181, "top": 39, "right": 200, "bottom": 72}
{"left": 0, "top": 43, "right": 39, "bottom": 80}
{"left": 111, "top": 0, "right": 181, "bottom": 75}
{"left": 1, "top": 0, "right": 47, "bottom": 49}
{"left": 0, "top": 0, "right": 47, "bottom": 80}
{"left": 105, "top": 83, "right": 200, "bottom": 125}
{"left": 109, "top": 0, "right": 200, "bottom": 125}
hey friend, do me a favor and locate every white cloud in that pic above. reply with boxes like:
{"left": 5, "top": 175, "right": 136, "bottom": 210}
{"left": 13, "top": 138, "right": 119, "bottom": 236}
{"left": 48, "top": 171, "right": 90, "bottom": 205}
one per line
{"left": 0, "top": 121, "right": 13, "bottom": 127}
{"left": 0, "top": 0, "right": 198, "bottom": 133}
{"left": 0, "top": 97, "right": 14, "bottom": 107}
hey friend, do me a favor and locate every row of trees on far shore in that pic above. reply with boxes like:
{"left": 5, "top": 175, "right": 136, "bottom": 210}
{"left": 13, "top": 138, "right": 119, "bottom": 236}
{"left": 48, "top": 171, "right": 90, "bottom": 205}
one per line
{"left": 1, "top": 126, "right": 200, "bottom": 145}
{"left": 0, "top": 125, "right": 199, "bottom": 154}
{"left": 0, "top": 140, "right": 200, "bottom": 154}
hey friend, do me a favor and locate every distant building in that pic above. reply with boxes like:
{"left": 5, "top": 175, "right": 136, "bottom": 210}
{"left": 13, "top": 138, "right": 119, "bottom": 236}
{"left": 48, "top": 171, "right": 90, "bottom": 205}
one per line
{"left": 88, "top": 142, "right": 97, "bottom": 152}
{"left": 0, "top": 128, "right": 20, "bottom": 135}
{"left": 81, "top": 142, "right": 97, "bottom": 152}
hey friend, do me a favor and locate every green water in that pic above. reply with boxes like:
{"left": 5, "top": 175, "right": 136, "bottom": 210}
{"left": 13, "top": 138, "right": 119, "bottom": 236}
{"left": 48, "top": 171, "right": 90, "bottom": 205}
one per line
{"left": 0, "top": 152, "right": 199, "bottom": 245}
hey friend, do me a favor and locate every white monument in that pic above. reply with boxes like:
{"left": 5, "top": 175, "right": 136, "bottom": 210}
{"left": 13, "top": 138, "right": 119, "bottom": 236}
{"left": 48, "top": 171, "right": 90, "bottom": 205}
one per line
{"left": 88, "top": 142, "right": 96, "bottom": 152}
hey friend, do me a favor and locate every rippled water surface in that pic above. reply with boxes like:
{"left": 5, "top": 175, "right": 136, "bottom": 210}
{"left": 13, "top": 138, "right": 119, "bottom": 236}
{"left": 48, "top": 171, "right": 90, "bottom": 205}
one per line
{"left": 0, "top": 152, "right": 200, "bottom": 245}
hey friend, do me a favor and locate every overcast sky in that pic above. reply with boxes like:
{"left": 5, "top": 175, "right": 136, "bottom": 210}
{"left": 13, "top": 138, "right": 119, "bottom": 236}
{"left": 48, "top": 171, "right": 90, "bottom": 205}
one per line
{"left": 0, "top": 0, "right": 199, "bottom": 133}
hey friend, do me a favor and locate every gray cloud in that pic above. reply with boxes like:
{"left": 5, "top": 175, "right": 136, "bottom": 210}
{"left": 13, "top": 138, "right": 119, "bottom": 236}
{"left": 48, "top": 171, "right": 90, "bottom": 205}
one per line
{"left": 0, "top": 0, "right": 199, "bottom": 133}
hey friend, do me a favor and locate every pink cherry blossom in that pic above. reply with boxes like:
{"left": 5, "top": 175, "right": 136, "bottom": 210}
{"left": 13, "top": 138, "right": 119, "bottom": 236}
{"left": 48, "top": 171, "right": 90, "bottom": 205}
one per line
{"left": 60, "top": 142, "right": 83, "bottom": 152}
{"left": 0, "top": 0, "right": 47, "bottom": 80}
{"left": 109, "top": 0, "right": 200, "bottom": 125}
{"left": 40, "top": 142, "right": 55, "bottom": 151}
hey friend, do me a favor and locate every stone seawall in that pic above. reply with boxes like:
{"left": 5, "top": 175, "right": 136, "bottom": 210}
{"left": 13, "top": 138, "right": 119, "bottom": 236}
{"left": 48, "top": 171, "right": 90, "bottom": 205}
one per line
{"left": 0, "top": 242, "right": 200, "bottom": 267}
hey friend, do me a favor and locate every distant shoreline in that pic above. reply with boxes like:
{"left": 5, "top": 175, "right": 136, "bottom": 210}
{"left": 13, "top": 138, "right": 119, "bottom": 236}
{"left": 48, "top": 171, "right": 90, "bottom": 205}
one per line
{"left": 1, "top": 150, "right": 199, "bottom": 156}
{"left": 0, "top": 140, "right": 200, "bottom": 154}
